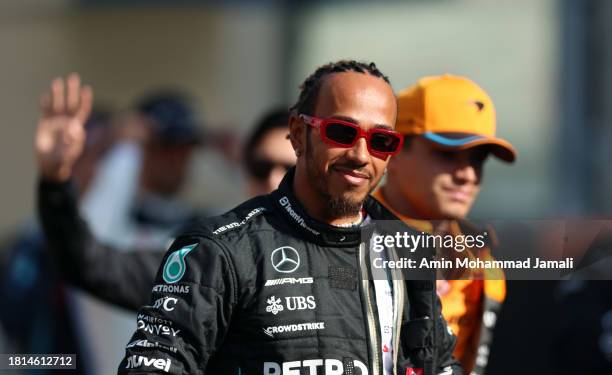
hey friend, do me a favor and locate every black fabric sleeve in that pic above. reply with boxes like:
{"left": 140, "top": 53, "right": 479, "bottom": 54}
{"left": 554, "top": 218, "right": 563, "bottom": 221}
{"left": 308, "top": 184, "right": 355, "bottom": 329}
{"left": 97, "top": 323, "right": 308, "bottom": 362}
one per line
{"left": 37, "top": 179, "right": 163, "bottom": 311}
{"left": 433, "top": 294, "right": 463, "bottom": 375}
{"left": 397, "top": 280, "right": 463, "bottom": 375}
{"left": 118, "top": 234, "right": 237, "bottom": 374}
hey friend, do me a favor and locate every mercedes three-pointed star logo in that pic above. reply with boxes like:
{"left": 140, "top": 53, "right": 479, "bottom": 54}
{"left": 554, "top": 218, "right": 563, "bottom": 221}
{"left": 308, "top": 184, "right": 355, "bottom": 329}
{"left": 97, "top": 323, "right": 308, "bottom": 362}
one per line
{"left": 270, "top": 246, "right": 300, "bottom": 273}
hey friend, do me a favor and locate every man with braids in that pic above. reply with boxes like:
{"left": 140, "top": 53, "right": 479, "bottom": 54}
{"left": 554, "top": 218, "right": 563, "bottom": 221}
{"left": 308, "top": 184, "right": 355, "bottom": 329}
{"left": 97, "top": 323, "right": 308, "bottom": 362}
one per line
{"left": 116, "top": 60, "right": 461, "bottom": 374}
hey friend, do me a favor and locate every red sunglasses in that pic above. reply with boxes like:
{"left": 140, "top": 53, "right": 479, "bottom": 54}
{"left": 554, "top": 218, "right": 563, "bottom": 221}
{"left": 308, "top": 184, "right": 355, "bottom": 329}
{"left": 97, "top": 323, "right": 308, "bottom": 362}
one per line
{"left": 299, "top": 114, "right": 404, "bottom": 158}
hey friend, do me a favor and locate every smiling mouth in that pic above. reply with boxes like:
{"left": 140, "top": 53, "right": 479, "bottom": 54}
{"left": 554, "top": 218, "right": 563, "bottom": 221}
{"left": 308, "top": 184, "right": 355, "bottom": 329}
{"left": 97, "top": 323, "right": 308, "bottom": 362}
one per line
{"left": 444, "top": 188, "right": 472, "bottom": 202}
{"left": 332, "top": 165, "right": 370, "bottom": 186}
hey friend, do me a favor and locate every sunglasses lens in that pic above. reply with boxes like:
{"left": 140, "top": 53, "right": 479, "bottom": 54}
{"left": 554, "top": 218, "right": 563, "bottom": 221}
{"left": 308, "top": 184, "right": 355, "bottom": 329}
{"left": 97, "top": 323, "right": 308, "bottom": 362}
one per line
{"left": 248, "top": 160, "right": 274, "bottom": 180}
{"left": 325, "top": 123, "right": 358, "bottom": 145}
{"left": 248, "top": 160, "right": 294, "bottom": 180}
{"left": 370, "top": 132, "right": 401, "bottom": 153}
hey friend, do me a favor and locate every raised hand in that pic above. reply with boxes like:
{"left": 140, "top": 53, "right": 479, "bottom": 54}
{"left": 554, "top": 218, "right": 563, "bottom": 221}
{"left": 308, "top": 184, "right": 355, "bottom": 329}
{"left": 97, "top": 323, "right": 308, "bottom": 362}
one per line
{"left": 35, "top": 74, "right": 93, "bottom": 182}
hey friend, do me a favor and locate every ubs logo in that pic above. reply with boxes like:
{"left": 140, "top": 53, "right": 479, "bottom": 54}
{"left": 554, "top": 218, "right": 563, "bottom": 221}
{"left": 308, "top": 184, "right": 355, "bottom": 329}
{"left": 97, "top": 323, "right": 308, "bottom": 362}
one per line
{"left": 271, "top": 246, "right": 300, "bottom": 273}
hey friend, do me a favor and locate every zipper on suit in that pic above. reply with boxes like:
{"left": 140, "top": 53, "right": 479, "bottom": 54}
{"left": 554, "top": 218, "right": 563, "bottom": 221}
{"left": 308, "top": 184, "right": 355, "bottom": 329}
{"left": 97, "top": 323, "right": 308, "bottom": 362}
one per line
{"left": 359, "top": 242, "right": 381, "bottom": 375}
{"left": 389, "top": 246, "right": 405, "bottom": 375}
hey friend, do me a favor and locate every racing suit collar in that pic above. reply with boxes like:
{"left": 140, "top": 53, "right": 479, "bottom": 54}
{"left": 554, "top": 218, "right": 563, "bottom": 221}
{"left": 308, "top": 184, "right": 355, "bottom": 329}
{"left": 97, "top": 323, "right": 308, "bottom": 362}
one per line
{"left": 271, "top": 167, "right": 399, "bottom": 247}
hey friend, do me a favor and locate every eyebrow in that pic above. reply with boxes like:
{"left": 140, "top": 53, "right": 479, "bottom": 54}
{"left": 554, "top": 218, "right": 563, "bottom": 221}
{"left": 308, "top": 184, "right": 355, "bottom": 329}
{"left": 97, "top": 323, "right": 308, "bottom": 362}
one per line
{"left": 328, "top": 115, "right": 394, "bottom": 131}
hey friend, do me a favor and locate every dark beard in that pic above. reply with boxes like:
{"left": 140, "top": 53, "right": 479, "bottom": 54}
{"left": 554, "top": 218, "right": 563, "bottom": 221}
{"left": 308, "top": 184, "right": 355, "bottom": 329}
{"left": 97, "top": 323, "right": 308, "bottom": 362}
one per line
{"left": 305, "top": 132, "right": 367, "bottom": 219}
{"left": 326, "top": 192, "right": 363, "bottom": 217}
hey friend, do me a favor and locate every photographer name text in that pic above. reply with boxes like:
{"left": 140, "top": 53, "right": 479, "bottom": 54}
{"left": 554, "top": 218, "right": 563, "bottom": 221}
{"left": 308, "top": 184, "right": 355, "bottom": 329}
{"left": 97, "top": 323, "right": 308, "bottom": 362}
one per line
{"left": 373, "top": 257, "right": 575, "bottom": 270}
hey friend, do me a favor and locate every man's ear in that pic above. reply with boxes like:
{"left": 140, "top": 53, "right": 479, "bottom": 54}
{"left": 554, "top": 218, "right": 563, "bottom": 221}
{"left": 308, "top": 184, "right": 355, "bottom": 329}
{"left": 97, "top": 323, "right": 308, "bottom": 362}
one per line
{"left": 289, "top": 114, "right": 305, "bottom": 157}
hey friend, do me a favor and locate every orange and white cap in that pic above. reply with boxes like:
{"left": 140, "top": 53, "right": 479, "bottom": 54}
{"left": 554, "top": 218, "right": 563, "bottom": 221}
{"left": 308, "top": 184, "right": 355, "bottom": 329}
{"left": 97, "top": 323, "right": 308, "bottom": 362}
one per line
{"left": 396, "top": 75, "right": 516, "bottom": 163}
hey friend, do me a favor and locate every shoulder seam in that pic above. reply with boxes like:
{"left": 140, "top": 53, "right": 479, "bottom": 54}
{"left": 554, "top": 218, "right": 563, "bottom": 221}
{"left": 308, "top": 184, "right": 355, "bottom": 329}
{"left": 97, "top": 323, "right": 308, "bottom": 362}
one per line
{"left": 201, "top": 234, "right": 240, "bottom": 305}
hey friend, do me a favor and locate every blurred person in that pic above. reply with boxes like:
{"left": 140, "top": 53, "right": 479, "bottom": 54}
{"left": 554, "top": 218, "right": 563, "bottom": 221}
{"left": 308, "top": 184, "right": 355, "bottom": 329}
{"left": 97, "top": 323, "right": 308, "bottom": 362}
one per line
{"left": 36, "top": 86, "right": 292, "bottom": 374}
{"left": 39, "top": 96, "right": 294, "bottom": 311}
{"left": 86, "top": 91, "right": 204, "bottom": 251}
{"left": 36, "top": 83, "right": 291, "bottom": 372}
{"left": 118, "top": 60, "right": 460, "bottom": 375}
{"left": 0, "top": 74, "right": 112, "bottom": 374}
{"left": 35, "top": 77, "right": 208, "bottom": 375}
{"left": 243, "top": 108, "right": 294, "bottom": 196}
{"left": 373, "top": 75, "right": 516, "bottom": 375}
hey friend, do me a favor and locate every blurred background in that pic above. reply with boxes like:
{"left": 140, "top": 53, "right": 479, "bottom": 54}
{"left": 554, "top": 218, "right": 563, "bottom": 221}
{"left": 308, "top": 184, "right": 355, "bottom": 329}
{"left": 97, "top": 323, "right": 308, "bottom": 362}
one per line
{"left": 0, "top": 0, "right": 610, "bottom": 374}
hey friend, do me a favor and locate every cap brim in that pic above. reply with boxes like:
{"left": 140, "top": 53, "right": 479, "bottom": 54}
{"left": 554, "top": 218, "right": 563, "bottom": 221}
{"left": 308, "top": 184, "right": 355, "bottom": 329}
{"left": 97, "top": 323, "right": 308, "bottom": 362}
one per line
{"left": 422, "top": 132, "right": 517, "bottom": 163}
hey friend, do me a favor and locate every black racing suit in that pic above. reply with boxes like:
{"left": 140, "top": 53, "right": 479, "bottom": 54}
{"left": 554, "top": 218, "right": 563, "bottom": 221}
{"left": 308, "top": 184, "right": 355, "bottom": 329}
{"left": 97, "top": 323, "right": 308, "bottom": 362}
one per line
{"left": 118, "top": 169, "right": 461, "bottom": 375}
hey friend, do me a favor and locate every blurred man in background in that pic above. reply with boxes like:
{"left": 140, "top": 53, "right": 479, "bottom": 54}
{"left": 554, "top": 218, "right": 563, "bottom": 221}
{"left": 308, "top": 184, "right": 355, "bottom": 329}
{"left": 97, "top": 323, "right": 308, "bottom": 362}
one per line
{"left": 0, "top": 78, "right": 113, "bottom": 374}
{"left": 34, "top": 74, "right": 209, "bottom": 374}
{"left": 35, "top": 74, "right": 296, "bottom": 372}
{"left": 373, "top": 75, "right": 516, "bottom": 375}
{"left": 39, "top": 99, "right": 294, "bottom": 311}
{"left": 85, "top": 91, "right": 204, "bottom": 251}
{"left": 243, "top": 108, "right": 294, "bottom": 196}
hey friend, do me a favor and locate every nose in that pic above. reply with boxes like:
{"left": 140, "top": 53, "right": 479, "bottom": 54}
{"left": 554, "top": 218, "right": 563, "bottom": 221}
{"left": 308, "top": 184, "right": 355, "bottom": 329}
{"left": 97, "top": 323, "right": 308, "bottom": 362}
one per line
{"left": 346, "top": 137, "right": 370, "bottom": 164}
{"left": 454, "top": 160, "right": 479, "bottom": 184}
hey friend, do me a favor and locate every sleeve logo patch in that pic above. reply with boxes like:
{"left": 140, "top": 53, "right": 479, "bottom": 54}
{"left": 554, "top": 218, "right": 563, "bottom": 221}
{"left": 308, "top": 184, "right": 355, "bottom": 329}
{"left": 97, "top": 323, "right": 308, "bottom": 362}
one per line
{"left": 163, "top": 244, "right": 197, "bottom": 284}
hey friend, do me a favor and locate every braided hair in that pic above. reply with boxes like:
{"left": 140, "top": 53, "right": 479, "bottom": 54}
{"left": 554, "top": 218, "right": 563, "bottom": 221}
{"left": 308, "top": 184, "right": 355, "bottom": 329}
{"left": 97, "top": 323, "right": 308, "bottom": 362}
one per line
{"left": 289, "top": 60, "right": 390, "bottom": 116}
